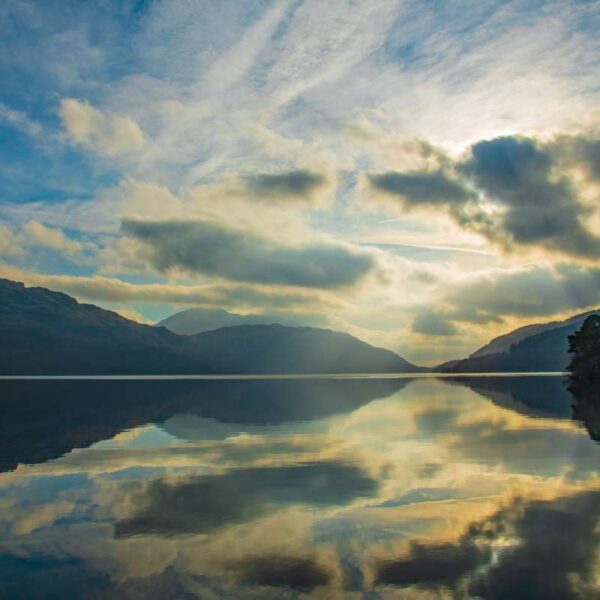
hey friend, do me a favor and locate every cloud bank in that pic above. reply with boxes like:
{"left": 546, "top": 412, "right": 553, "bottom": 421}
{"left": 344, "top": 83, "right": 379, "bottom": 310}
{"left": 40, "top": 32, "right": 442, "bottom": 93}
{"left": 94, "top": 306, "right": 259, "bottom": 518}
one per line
{"left": 122, "top": 219, "right": 377, "bottom": 289}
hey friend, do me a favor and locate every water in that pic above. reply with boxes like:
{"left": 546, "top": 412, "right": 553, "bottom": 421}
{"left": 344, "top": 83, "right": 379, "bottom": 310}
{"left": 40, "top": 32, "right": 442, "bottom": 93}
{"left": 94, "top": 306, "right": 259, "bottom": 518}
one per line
{"left": 0, "top": 375, "right": 598, "bottom": 599}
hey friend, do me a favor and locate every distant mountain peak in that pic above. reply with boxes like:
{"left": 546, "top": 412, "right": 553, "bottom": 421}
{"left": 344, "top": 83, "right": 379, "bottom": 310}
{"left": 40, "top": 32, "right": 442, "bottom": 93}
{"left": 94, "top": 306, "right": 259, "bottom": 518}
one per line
{"left": 436, "top": 309, "right": 600, "bottom": 373}
{"left": 157, "top": 306, "right": 329, "bottom": 335}
{"left": 0, "top": 278, "right": 423, "bottom": 375}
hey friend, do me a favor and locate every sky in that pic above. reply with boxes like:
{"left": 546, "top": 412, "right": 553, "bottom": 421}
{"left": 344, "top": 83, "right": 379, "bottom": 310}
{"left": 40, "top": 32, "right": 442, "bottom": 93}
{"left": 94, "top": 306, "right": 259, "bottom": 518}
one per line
{"left": 0, "top": 0, "right": 599, "bottom": 365}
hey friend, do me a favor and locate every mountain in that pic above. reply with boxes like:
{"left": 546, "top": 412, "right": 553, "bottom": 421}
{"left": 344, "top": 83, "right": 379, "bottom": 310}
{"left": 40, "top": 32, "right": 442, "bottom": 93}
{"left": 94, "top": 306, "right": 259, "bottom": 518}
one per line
{"left": 469, "top": 310, "right": 598, "bottom": 359}
{"left": 436, "top": 310, "right": 599, "bottom": 373}
{"left": 184, "top": 324, "right": 422, "bottom": 374}
{"left": 158, "top": 307, "right": 326, "bottom": 335}
{"left": 0, "top": 279, "right": 421, "bottom": 375}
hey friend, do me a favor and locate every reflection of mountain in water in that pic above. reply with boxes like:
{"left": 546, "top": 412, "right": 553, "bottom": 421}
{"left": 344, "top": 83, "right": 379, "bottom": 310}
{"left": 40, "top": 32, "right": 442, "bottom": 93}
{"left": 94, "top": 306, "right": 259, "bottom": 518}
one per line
{"left": 450, "top": 376, "right": 572, "bottom": 419}
{"left": 0, "top": 378, "right": 407, "bottom": 472}
{"left": 569, "top": 383, "right": 600, "bottom": 442}
{"left": 455, "top": 375, "right": 599, "bottom": 442}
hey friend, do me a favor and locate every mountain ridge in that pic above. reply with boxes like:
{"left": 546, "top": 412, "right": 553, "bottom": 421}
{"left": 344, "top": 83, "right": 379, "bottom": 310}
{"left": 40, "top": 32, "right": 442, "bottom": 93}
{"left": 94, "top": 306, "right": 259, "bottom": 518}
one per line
{"left": 436, "top": 310, "right": 599, "bottom": 373}
{"left": 157, "top": 306, "right": 326, "bottom": 335}
{"left": 0, "top": 278, "right": 422, "bottom": 375}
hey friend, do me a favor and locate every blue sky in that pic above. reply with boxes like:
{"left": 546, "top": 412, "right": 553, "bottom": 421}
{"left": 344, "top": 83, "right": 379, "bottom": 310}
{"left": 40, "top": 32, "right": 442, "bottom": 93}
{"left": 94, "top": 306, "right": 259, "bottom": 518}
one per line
{"left": 1, "top": 0, "right": 599, "bottom": 363}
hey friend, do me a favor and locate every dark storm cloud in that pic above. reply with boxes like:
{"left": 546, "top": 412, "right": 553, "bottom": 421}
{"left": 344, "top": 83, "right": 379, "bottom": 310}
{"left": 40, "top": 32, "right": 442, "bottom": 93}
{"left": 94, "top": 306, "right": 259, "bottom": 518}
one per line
{"left": 470, "top": 490, "right": 600, "bottom": 600}
{"left": 245, "top": 169, "right": 326, "bottom": 198}
{"left": 460, "top": 136, "right": 600, "bottom": 258}
{"left": 232, "top": 555, "right": 332, "bottom": 590}
{"left": 576, "top": 137, "right": 600, "bottom": 180}
{"left": 115, "top": 462, "right": 378, "bottom": 537}
{"left": 367, "top": 133, "right": 600, "bottom": 259}
{"left": 376, "top": 490, "right": 600, "bottom": 599}
{"left": 121, "top": 219, "right": 375, "bottom": 289}
{"left": 368, "top": 170, "right": 473, "bottom": 205}
{"left": 376, "top": 538, "right": 488, "bottom": 588}
{"left": 552, "top": 134, "right": 600, "bottom": 181}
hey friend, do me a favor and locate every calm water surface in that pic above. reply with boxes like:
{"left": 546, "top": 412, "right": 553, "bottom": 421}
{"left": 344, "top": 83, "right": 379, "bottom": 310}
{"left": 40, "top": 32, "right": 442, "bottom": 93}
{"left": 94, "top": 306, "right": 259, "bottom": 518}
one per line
{"left": 0, "top": 376, "right": 598, "bottom": 599}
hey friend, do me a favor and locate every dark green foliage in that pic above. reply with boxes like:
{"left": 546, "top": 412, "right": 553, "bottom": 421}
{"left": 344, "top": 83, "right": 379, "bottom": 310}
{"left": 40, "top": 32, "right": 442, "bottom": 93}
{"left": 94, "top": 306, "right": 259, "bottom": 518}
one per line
{"left": 567, "top": 315, "right": 600, "bottom": 383}
{"left": 567, "top": 315, "right": 600, "bottom": 438}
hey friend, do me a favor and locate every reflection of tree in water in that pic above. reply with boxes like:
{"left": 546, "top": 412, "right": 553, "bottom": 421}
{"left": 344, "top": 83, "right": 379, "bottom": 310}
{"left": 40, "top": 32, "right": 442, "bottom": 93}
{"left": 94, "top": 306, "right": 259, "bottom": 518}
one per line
{"left": 569, "top": 384, "right": 600, "bottom": 442}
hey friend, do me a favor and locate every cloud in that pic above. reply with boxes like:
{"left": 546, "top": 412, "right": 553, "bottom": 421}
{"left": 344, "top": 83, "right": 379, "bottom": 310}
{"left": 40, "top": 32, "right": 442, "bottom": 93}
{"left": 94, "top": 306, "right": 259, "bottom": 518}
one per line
{"left": 412, "top": 312, "right": 458, "bottom": 336}
{"left": 368, "top": 133, "right": 600, "bottom": 260}
{"left": 0, "top": 103, "right": 42, "bottom": 137}
{"left": 111, "top": 306, "right": 153, "bottom": 325}
{"left": 122, "top": 219, "right": 377, "bottom": 289}
{"left": 551, "top": 134, "right": 600, "bottom": 182}
{"left": 376, "top": 490, "right": 600, "bottom": 599}
{"left": 0, "top": 265, "right": 334, "bottom": 313}
{"left": 376, "top": 537, "right": 487, "bottom": 589}
{"left": 231, "top": 554, "right": 332, "bottom": 590}
{"left": 244, "top": 169, "right": 328, "bottom": 202}
{"left": 115, "top": 462, "right": 378, "bottom": 537}
{"left": 368, "top": 170, "right": 473, "bottom": 206}
{"left": 11, "top": 500, "right": 75, "bottom": 536}
{"left": 0, "top": 223, "right": 23, "bottom": 257}
{"left": 408, "top": 262, "right": 600, "bottom": 347}
{"left": 59, "top": 98, "right": 146, "bottom": 157}
{"left": 470, "top": 491, "right": 600, "bottom": 600}
{"left": 445, "top": 264, "right": 600, "bottom": 324}
{"left": 459, "top": 135, "right": 600, "bottom": 258}
{"left": 23, "top": 220, "right": 93, "bottom": 258}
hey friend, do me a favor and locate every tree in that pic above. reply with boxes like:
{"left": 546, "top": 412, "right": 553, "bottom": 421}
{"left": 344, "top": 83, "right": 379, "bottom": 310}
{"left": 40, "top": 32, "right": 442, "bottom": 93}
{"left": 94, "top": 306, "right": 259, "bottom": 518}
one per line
{"left": 567, "top": 314, "right": 600, "bottom": 384}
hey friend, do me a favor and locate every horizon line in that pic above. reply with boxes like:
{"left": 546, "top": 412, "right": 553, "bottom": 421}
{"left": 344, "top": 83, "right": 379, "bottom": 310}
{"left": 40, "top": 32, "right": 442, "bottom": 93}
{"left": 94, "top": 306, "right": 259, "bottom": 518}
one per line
{"left": 0, "top": 372, "right": 568, "bottom": 381}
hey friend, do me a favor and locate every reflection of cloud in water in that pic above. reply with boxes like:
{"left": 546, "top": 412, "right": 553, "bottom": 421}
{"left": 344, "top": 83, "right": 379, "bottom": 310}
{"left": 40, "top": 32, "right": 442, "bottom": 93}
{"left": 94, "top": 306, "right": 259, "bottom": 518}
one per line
{"left": 376, "top": 490, "right": 600, "bottom": 599}
{"left": 446, "top": 416, "right": 599, "bottom": 478}
{"left": 231, "top": 554, "right": 332, "bottom": 590}
{"left": 1, "top": 378, "right": 599, "bottom": 597}
{"left": 115, "top": 461, "right": 378, "bottom": 537}
{"left": 0, "top": 552, "right": 111, "bottom": 599}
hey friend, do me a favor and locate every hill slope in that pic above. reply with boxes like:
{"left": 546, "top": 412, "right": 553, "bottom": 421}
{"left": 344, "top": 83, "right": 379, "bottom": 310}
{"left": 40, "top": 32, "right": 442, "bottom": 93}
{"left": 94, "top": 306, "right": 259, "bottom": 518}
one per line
{"left": 437, "top": 312, "right": 599, "bottom": 373}
{"left": 0, "top": 279, "right": 420, "bottom": 375}
{"left": 470, "top": 310, "right": 598, "bottom": 359}
{"left": 186, "top": 324, "right": 421, "bottom": 374}
{"left": 0, "top": 279, "right": 210, "bottom": 375}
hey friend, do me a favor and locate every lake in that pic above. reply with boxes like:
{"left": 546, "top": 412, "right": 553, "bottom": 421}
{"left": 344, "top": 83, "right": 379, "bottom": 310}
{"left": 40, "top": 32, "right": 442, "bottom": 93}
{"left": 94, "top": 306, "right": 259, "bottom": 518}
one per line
{"left": 0, "top": 375, "right": 598, "bottom": 599}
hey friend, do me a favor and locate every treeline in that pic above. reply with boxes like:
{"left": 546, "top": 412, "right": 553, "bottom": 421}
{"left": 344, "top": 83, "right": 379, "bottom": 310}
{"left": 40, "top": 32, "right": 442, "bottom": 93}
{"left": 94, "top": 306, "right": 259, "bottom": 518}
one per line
{"left": 567, "top": 315, "right": 600, "bottom": 385}
{"left": 567, "top": 315, "right": 600, "bottom": 441}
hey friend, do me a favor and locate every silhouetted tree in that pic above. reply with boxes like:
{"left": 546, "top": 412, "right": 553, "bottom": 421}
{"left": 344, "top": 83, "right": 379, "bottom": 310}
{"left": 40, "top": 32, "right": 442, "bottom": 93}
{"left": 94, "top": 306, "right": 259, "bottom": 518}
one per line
{"left": 567, "top": 315, "right": 600, "bottom": 440}
{"left": 567, "top": 314, "right": 600, "bottom": 384}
